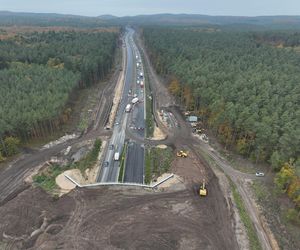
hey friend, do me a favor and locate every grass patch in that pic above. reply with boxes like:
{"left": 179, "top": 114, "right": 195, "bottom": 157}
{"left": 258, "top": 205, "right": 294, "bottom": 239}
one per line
{"left": 118, "top": 143, "right": 127, "bottom": 182}
{"left": 228, "top": 178, "right": 262, "bottom": 250}
{"left": 33, "top": 164, "right": 71, "bottom": 192}
{"left": 143, "top": 55, "right": 154, "bottom": 138}
{"left": 145, "top": 146, "right": 173, "bottom": 184}
{"left": 73, "top": 139, "right": 101, "bottom": 173}
{"left": 146, "top": 94, "right": 154, "bottom": 137}
{"left": 78, "top": 114, "right": 89, "bottom": 131}
{"left": 216, "top": 148, "right": 256, "bottom": 174}
{"left": 34, "top": 139, "right": 101, "bottom": 192}
{"left": 145, "top": 148, "right": 152, "bottom": 184}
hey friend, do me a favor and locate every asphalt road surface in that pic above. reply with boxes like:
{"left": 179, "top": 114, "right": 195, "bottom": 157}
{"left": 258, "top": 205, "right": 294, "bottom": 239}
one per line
{"left": 123, "top": 30, "right": 145, "bottom": 184}
{"left": 98, "top": 27, "right": 145, "bottom": 183}
{"left": 123, "top": 141, "right": 144, "bottom": 183}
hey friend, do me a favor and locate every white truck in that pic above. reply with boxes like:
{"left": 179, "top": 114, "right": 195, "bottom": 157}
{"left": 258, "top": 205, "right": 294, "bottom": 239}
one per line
{"left": 131, "top": 97, "right": 139, "bottom": 104}
{"left": 125, "top": 104, "right": 132, "bottom": 112}
{"left": 114, "top": 152, "right": 120, "bottom": 161}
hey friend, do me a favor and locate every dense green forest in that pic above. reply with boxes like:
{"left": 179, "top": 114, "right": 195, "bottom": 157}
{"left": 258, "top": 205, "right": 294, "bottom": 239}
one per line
{"left": 0, "top": 30, "right": 118, "bottom": 159}
{"left": 143, "top": 28, "right": 300, "bottom": 216}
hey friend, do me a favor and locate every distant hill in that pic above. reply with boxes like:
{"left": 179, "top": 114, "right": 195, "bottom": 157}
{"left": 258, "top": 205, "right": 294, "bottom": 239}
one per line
{"left": 0, "top": 11, "right": 108, "bottom": 27}
{"left": 101, "top": 13, "right": 300, "bottom": 29}
{"left": 98, "top": 15, "right": 118, "bottom": 20}
{"left": 0, "top": 11, "right": 300, "bottom": 30}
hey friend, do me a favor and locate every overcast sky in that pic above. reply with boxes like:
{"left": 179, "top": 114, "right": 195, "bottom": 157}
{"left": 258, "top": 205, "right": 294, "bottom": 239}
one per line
{"left": 0, "top": 0, "right": 299, "bottom": 17}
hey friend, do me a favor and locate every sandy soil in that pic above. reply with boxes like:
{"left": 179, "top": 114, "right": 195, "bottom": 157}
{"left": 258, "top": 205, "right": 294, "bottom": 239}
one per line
{"left": 56, "top": 169, "right": 85, "bottom": 195}
{"left": 107, "top": 46, "right": 126, "bottom": 128}
{"left": 56, "top": 172, "right": 76, "bottom": 190}
{"left": 42, "top": 134, "right": 77, "bottom": 150}
{"left": 151, "top": 124, "right": 167, "bottom": 140}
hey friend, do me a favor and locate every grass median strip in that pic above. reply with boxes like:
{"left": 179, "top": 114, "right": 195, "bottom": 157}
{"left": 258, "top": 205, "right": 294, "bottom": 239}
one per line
{"left": 145, "top": 146, "right": 173, "bottom": 184}
{"left": 118, "top": 142, "right": 127, "bottom": 182}
{"left": 145, "top": 148, "right": 152, "bottom": 184}
{"left": 143, "top": 57, "right": 154, "bottom": 138}
{"left": 146, "top": 94, "right": 154, "bottom": 137}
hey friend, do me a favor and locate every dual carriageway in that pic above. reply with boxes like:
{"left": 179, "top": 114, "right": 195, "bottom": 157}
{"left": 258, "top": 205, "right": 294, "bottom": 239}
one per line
{"left": 97, "top": 28, "right": 145, "bottom": 184}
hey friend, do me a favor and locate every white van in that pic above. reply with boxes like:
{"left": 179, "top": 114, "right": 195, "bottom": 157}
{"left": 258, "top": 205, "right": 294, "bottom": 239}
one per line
{"left": 114, "top": 152, "right": 120, "bottom": 161}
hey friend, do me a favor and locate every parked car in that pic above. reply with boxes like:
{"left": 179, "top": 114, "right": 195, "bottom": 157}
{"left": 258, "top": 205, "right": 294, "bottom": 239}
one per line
{"left": 103, "top": 161, "right": 109, "bottom": 167}
{"left": 255, "top": 172, "right": 265, "bottom": 177}
{"left": 109, "top": 144, "right": 114, "bottom": 150}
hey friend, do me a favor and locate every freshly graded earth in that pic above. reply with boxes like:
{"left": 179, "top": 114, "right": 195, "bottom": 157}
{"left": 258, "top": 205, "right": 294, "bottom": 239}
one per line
{"left": 0, "top": 177, "right": 238, "bottom": 250}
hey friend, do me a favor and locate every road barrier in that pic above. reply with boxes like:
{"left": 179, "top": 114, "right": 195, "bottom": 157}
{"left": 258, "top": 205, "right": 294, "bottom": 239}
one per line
{"left": 64, "top": 173, "right": 174, "bottom": 189}
{"left": 64, "top": 174, "right": 83, "bottom": 187}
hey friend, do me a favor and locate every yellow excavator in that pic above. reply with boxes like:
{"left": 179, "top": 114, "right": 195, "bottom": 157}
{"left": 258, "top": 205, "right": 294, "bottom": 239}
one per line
{"left": 177, "top": 150, "right": 188, "bottom": 158}
{"left": 199, "top": 179, "right": 207, "bottom": 196}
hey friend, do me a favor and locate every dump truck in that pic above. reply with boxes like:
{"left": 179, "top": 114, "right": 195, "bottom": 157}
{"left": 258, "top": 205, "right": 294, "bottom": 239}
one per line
{"left": 177, "top": 150, "right": 188, "bottom": 158}
{"left": 199, "top": 179, "right": 207, "bottom": 196}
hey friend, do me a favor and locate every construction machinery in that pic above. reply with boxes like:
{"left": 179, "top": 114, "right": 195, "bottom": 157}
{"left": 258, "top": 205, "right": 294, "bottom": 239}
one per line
{"left": 199, "top": 179, "right": 207, "bottom": 196}
{"left": 177, "top": 150, "right": 188, "bottom": 158}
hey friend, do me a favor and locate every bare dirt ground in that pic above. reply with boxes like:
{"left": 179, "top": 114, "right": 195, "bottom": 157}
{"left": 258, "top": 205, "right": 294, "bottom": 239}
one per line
{"left": 172, "top": 151, "right": 208, "bottom": 185}
{"left": 0, "top": 185, "right": 238, "bottom": 250}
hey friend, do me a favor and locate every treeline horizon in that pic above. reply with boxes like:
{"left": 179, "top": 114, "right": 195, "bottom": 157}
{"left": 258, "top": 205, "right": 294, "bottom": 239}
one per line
{"left": 1, "top": 11, "right": 300, "bottom": 30}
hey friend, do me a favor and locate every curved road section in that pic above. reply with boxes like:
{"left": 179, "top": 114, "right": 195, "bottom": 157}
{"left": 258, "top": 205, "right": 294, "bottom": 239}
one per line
{"left": 98, "top": 28, "right": 145, "bottom": 183}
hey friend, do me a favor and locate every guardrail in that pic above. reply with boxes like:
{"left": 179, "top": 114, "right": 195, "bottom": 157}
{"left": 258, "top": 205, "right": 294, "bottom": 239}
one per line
{"left": 64, "top": 173, "right": 174, "bottom": 189}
